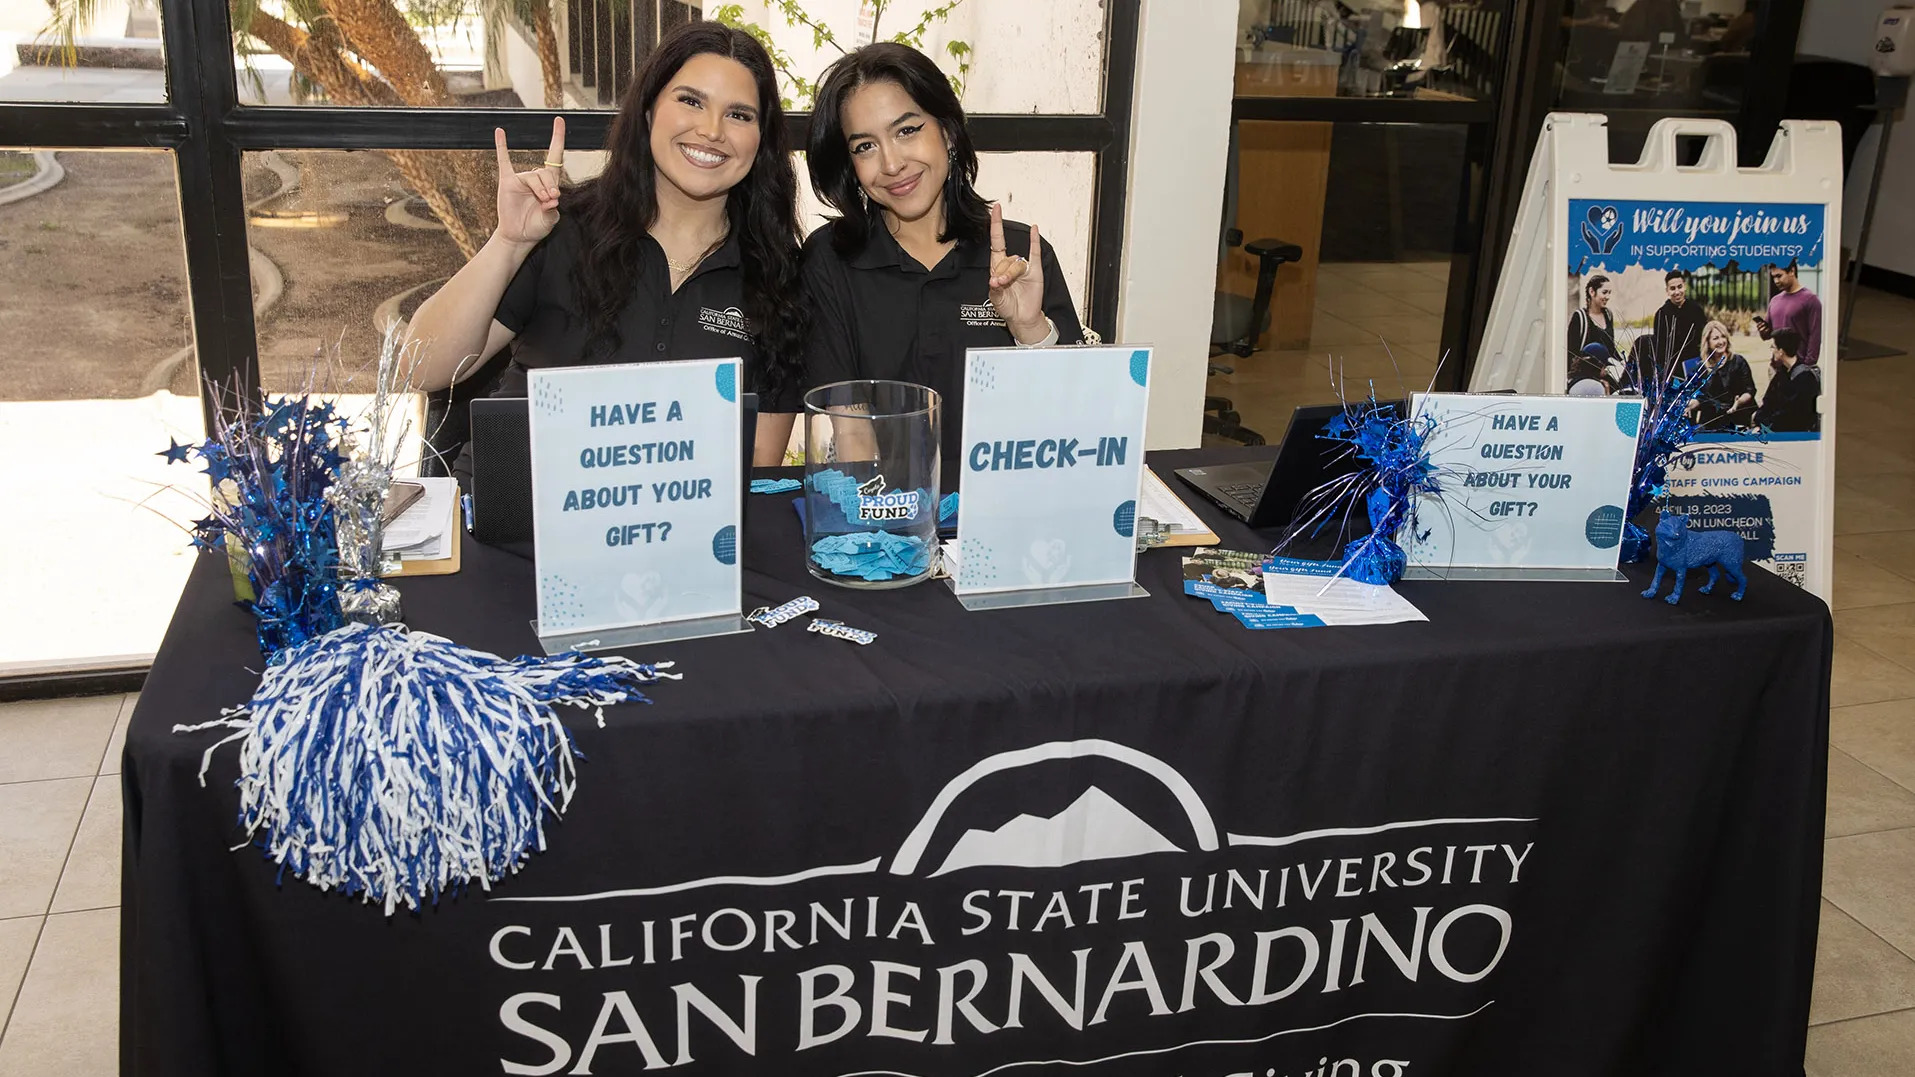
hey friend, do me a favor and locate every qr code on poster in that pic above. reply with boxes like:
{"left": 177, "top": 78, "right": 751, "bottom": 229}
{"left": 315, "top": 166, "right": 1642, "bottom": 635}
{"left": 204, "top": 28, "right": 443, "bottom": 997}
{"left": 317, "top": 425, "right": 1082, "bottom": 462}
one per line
{"left": 1771, "top": 558, "right": 1808, "bottom": 590}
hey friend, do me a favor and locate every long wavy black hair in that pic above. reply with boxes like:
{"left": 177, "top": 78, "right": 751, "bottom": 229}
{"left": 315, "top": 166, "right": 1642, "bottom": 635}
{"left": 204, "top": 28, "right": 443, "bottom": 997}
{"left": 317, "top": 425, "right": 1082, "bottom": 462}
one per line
{"left": 807, "top": 42, "right": 990, "bottom": 260}
{"left": 563, "top": 21, "right": 805, "bottom": 400}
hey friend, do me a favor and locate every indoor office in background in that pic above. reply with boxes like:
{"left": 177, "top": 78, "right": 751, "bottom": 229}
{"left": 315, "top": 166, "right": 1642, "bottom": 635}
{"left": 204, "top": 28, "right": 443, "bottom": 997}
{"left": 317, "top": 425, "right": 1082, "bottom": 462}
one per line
{"left": 1204, "top": 0, "right": 1809, "bottom": 446}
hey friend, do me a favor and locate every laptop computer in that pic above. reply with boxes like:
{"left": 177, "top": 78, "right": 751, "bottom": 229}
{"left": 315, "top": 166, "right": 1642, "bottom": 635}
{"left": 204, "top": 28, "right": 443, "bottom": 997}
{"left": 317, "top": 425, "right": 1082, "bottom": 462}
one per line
{"left": 1174, "top": 401, "right": 1401, "bottom": 536}
{"left": 467, "top": 392, "right": 758, "bottom": 552}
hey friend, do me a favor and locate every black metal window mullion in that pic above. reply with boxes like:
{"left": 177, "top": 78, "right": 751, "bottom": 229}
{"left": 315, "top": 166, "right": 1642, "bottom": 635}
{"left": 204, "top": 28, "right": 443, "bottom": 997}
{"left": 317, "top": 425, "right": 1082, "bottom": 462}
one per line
{"left": 1086, "top": 0, "right": 1139, "bottom": 338}
{"left": 172, "top": 0, "right": 259, "bottom": 431}
{"left": 567, "top": 0, "right": 584, "bottom": 87}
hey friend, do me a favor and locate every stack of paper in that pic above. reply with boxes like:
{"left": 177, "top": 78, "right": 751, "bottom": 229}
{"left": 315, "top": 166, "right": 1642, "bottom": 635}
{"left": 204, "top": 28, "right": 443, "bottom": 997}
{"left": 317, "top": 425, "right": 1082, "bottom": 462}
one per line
{"left": 382, "top": 477, "right": 457, "bottom": 561}
{"left": 1182, "top": 548, "right": 1426, "bottom": 630}
{"left": 1137, "top": 471, "right": 1219, "bottom": 546}
{"left": 1259, "top": 556, "right": 1427, "bottom": 626}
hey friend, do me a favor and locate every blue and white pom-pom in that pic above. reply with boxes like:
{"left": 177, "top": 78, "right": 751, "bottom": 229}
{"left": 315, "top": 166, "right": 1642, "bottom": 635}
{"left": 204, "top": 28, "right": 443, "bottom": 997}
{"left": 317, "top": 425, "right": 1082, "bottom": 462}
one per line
{"left": 176, "top": 622, "right": 679, "bottom": 914}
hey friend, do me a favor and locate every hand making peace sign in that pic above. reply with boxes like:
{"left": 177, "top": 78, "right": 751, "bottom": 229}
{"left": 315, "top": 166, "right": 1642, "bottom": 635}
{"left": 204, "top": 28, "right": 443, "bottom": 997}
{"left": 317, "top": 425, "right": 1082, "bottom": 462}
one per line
{"left": 493, "top": 116, "right": 568, "bottom": 248}
{"left": 986, "top": 201, "right": 1050, "bottom": 342}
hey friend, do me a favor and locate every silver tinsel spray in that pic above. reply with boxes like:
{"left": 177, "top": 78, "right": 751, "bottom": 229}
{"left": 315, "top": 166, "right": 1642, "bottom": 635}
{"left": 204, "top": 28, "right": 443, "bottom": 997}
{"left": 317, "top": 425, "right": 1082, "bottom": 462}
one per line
{"left": 329, "top": 324, "right": 419, "bottom": 624}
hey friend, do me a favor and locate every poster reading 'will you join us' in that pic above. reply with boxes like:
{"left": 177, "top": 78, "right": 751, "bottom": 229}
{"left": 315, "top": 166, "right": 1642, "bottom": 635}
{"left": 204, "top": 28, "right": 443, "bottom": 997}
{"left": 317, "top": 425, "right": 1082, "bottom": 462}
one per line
{"left": 1565, "top": 199, "right": 1827, "bottom": 592}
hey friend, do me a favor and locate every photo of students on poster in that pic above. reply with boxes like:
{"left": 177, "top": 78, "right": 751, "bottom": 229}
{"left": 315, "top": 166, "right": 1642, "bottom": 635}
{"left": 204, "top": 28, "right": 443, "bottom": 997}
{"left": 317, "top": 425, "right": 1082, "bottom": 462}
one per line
{"left": 1753, "top": 259, "right": 1824, "bottom": 366}
{"left": 1687, "top": 320, "right": 1758, "bottom": 429}
{"left": 1567, "top": 274, "right": 1623, "bottom": 395}
{"left": 1562, "top": 200, "right": 1826, "bottom": 437}
{"left": 1564, "top": 198, "right": 1829, "bottom": 591}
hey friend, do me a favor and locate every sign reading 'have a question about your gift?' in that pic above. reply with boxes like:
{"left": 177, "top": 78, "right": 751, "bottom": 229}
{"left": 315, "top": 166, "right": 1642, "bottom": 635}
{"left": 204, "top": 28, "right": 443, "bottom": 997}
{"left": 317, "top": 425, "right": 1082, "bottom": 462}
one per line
{"left": 527, "top": 358, "right": 742, "bottom": 640}
{"left": 954, "top": 346, "right": 1151, "bottom": 606}
{"left": 1405, "top": 393, "right": 1638, "bottom": 579}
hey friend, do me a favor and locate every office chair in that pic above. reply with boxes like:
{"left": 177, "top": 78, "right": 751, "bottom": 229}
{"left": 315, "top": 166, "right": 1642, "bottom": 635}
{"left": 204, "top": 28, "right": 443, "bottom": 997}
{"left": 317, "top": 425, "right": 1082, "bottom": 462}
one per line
{"left": 1209, "top": 122, "right": 1302, "bottom": 447}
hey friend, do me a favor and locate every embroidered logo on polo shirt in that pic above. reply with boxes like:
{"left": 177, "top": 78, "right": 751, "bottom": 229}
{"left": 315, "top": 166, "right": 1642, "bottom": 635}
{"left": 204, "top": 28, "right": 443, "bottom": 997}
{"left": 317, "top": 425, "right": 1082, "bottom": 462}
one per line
{"left": 959, "top": 302, "right": 1007, "bottom": 329}
{"left": 697, "top": 306, "right": 752, "bottom": 342}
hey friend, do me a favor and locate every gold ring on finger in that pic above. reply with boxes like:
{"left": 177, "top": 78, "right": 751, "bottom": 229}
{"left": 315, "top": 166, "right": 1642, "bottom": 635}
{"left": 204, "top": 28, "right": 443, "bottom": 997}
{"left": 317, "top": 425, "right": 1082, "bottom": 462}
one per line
{"left": 543, "top": 160, "right": 564, "bottom": 169}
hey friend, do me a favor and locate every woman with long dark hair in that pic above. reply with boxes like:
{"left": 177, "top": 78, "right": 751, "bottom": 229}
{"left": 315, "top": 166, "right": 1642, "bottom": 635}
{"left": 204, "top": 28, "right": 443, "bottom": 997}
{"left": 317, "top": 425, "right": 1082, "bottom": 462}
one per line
{"left": 1566, "top": 273, "right": 1619, "bottom": 395}
{"left": 407, "top": 21, "right": 804, "bottom": 463}
{"left": 798, "top": 42, "right": 1084, "bottom": 477}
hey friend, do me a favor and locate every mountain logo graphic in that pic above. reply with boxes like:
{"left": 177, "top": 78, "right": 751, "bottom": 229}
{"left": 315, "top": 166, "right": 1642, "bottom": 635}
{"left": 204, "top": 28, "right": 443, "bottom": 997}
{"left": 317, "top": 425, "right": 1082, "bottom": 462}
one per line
{"left": 494, "top": 738, "right": 1540, "bottom": 918}
{"left": 889, "top": 739, "right": 1220, "bottom": 876}
{"left": 932, "top": 786, "right": 1182, "bottom": 876}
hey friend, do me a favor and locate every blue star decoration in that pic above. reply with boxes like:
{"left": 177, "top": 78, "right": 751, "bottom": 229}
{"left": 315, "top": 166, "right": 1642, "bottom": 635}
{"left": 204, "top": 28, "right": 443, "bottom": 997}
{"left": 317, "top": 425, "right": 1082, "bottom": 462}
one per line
{"left": 260, "top": 398, "right": 299, "bottom": 436}
{"left": 158, "top": 438, "right": 195, "bottom": 465}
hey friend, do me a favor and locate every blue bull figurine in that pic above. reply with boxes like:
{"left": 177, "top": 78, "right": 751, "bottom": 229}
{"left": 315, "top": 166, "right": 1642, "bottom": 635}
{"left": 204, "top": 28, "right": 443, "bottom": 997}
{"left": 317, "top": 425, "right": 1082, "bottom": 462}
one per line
{"left": 1641, "top": 513, "right": 1748, "bottom": 605}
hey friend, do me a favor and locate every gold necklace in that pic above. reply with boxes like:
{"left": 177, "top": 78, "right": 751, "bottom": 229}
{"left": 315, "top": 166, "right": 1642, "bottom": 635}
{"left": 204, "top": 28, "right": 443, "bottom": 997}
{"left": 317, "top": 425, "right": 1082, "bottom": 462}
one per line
{"left": 663, "top": 229, "right": 729, "bottom": 277}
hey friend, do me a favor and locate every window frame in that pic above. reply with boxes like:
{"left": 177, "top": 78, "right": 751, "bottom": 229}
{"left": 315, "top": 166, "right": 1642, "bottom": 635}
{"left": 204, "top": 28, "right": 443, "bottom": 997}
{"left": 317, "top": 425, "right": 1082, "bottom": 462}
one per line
{"left": 0, "top": 0, "right": 1140, "bottom": 691}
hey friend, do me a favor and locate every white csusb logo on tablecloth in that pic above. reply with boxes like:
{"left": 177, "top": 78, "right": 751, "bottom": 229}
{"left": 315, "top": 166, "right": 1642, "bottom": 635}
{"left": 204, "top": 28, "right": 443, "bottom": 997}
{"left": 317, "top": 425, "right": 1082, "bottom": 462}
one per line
{"left": 959, "top": 302, "right": 1007, "bottom": 329}
{"left": 483, "top": 739, "right": 1541, "bottom": 1076}
{"left": 698, "top": 306, "right": 752, "bottom": 342}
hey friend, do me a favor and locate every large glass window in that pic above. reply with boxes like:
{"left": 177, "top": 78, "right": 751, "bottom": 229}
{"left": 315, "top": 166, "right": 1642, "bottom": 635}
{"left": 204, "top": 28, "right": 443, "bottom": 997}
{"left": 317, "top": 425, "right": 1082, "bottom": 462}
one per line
{"left": 243, "top": 149, "right": 473, "bottom": 392}
{"left": 1236, "top": 1, "right": 1508, "bottom": 101}
{"left": 0, "top": 148, "right": 201, "bottom": 674}
{"left": 0, "top": 0, "right": 166, "bottom": 103}
{"left": 2, "top": 3, "right": 1133, "bottom": 684}
{"left": 228, "top": 0, "right": 1107, "bottom": 111}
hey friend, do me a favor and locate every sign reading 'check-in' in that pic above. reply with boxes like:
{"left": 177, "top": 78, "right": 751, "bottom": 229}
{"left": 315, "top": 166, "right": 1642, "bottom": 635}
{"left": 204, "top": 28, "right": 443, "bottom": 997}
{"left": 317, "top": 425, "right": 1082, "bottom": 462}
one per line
{"left": 953, "top": 346, "right": 1152, "bottom": 605}
{"left": 527, "top": 358, "right": 743, "bottom": 643}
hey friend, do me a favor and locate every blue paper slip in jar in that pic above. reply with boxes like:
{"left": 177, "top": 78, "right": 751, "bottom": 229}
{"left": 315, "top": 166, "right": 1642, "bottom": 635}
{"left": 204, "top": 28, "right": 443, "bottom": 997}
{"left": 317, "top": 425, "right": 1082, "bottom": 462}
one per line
{"left": 802, "top": 380, "right": 941, "bottom": 589}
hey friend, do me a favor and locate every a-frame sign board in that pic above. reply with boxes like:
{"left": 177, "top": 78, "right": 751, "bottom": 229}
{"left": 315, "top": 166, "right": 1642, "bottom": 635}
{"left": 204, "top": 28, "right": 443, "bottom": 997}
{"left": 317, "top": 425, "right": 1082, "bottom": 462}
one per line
{"left": 1471, "top": 113, "right": 1841, "bottom": 601}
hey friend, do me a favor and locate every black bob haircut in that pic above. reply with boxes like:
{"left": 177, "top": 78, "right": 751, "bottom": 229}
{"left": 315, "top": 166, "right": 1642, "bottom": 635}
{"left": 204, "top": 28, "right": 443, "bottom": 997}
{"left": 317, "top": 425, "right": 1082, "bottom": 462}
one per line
{"left": 806, "top": 42, "right": 991, "bottom": 259}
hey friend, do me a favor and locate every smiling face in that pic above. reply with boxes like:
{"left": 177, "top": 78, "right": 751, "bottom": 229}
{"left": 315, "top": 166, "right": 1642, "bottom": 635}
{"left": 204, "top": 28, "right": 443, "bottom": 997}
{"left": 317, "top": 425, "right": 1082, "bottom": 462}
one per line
{"left": 648, "top": 52, "right": 762, "bottom": 204}
{"left": 1666, "top": 275, "right": 1687, "bottom": 306}
{"left": 1589, "top": 281, "right": 1612, "bottom": 310}
{"left": 841, "top": 78, "right": 950, "bottom": 229}
{"left": 1704, "top": 323, "right": 1729, "bottom": 357}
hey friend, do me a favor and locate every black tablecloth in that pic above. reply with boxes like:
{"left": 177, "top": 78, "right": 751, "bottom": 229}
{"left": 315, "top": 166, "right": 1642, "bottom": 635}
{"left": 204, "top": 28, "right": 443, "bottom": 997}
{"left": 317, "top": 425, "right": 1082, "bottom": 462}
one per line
{"left": 122, "top": 448, "right": 1831, "bottom": 1077}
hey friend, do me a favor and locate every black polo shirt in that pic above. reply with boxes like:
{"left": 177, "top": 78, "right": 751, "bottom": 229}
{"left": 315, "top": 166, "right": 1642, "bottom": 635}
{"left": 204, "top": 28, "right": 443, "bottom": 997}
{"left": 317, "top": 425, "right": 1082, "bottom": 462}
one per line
{"left": 490, "top": 215, "right": 791, "bottom": 408}
{"left": 800, "top": 218, "right": 1085, "bottom": 483}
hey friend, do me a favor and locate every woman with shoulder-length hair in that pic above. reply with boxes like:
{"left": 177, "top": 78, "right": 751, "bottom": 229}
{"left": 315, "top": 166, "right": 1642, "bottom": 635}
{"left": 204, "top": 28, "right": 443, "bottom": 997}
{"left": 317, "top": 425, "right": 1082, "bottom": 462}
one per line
{"left": 1687, "top": 318, "right": 1757, "bottom": 428}
{"left": 797, "top": 41, "right": 1085, "bottom": 477}
{"left": 407, "top": 20, "right": 805, "bottom": 464}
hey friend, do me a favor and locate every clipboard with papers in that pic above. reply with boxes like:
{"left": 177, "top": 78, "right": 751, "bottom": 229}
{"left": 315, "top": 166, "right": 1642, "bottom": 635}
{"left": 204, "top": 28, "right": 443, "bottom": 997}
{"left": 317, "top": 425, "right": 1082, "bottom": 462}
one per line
{"left": 382, "top": 476, "right": 462, "bottom": 577}
{"left": 1138, "top": 469, "right": 1220, "bottom": 548}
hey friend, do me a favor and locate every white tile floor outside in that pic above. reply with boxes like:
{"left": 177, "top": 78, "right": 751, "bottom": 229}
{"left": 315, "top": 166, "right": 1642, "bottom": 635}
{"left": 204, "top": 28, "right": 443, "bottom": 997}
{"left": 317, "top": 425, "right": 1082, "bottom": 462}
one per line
{"left": 3, "top": 280, "right": 1915, "bottom": 1072}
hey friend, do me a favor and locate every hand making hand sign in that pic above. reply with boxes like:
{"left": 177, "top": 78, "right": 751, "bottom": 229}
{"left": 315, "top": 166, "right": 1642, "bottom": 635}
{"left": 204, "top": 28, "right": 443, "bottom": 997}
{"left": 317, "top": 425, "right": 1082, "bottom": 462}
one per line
{"left": 493, "top": 116, "right": 568, "bottom": 249}
{"left": 986, "top": 201, "right": 1052, "bottom": 345}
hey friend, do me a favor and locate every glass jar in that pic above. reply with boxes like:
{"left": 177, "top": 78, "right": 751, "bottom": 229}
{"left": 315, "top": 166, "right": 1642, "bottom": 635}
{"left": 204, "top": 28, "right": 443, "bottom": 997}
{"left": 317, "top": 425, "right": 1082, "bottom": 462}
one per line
{"left": 802, "top": 380, "right": 941, "bottom": 589}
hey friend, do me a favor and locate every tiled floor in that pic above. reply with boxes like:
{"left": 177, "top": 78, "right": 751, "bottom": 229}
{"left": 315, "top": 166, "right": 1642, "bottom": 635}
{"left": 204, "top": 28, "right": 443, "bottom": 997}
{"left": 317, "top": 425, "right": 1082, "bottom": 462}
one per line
{"left": 4, "top": 284, "right": 1915, "bottom": 1071}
